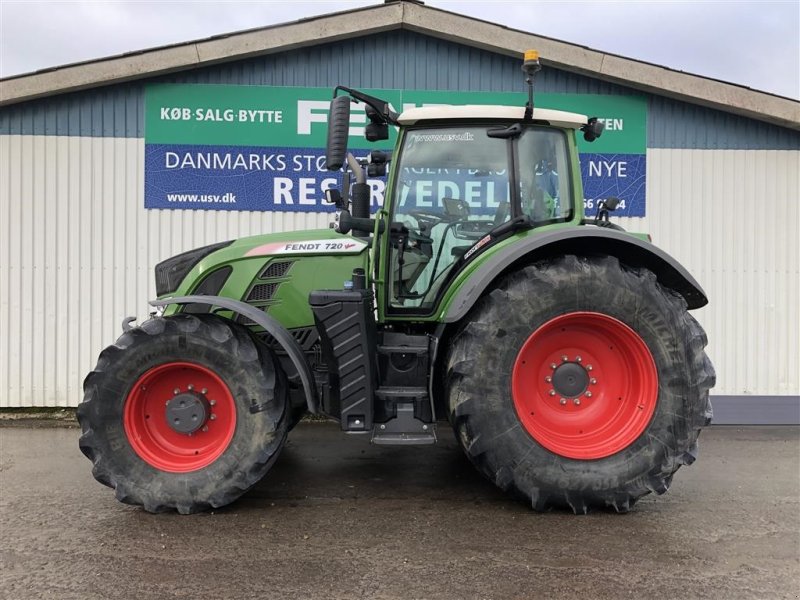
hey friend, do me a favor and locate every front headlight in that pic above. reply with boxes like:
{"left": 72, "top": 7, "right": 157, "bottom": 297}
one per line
{"left": 155, "top": 241, "right": 233, "bottom": 296}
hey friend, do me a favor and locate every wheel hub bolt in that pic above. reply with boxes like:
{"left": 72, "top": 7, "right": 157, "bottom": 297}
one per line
{"left": 575, "top": 356, "right": 582, "bottom": 362}
{"left": 549, "top": 390, "right": 556, "bottom": 396}
{"left": 188, "top": 385, "right": 194, "bottom": 391}
{"left": 560, "top": 398, "right": 567, "bottom": 405}
{"left": 201, "top": 388, "right": 208, "bottom": 395}
{"left": 202, "top": 426, "right": 209, "bottom": 432}
{"left": 173, "top": 388, "right": 180, "bottom": 395}
{"left": 590, "top": 378, "right": 597, "bottom": 385}
{"left": 545, "top": 376, "right": 552, "bottom": 383}
{"left": 561, "top": 355, "right": 569, "bottom": 362}
{"left": 550, "top": 363, "right": 557, "bottom": 370}
{"left": 586, "top": 365, "right": 593, "bottom": 371}
{"left": 573, "top": 398, "right": 581, "bottom": 406}
{"left": 585, "top": 391, "right": 592, "bottom": 398}
{"left": 209, "top": 400, "right": 216, "bottom": 406}
{"left": 209, "top": 414, "right": 217, "bottom": 421}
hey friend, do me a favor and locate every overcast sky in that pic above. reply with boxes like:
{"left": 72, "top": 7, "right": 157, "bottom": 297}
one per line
{"left": 1, "top": 0, "right": 798, "bottom": 99}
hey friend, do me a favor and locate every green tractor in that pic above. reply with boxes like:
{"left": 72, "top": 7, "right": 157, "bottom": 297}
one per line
{"left": 78, "top": 52, "right": 714, "bottom": 514}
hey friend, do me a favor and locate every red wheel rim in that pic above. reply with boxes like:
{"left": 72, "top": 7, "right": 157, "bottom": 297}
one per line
{"left": 512, "top": 312, "right": 658, "bottom": 460}
{"left": 123, "top": 362, "right": 236, "bottom": 472}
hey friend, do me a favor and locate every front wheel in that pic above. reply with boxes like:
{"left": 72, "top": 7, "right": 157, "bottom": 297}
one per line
{"left": 78, "top": 314, "right": 289, "bottom": 514}
{"left": 446, "top": 255, "right": 714, "bottom": 513}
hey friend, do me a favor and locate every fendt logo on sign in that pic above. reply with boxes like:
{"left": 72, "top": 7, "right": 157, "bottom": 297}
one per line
{"left": 144, "top": 85, "right": 647, "bottom": 216}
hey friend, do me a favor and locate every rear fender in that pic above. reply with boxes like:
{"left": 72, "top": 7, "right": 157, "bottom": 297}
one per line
{"left": 442, "top": 227, "right": 708, "bottom": 323}
{"left": 150, "top": 296, "right": 318, "bottom": 413}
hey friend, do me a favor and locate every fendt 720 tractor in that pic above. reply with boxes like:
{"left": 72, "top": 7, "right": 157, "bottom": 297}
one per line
{"left": 78, "top": 51, "right": 715, "bottom": 514}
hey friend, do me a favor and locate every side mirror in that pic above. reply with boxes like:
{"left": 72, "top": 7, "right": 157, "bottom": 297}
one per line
{"left": 581, "top": 117, "right": 604, "bottom": 142}
{"left": 595, "top": 196, "right": 621, "bottom": 226}
{"left": 366, "top": 150, "right": 390, "bottom": 177}
{"left": 325, "top": 95, "right": 351, "bottom": 171}
{"left": 365, "top": 105, "right": 389, "bottom": 141}
{"left": 365, "top": 122, "right": 389, "bottom": 142}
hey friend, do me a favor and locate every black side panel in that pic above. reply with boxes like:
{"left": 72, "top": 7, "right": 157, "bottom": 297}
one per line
{"left": 309, "top": 290, "right": 377, "bottom": 431}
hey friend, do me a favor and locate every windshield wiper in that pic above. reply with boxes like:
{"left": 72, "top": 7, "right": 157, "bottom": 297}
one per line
{"left": 487, "top": 123, "right": 523, "bottom": 139}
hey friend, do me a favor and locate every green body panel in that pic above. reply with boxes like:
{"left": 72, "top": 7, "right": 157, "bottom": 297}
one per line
{"left": 424, "top": 221, "right": 577, "bottom": 322}
{"left": 160, "top": 229, "right": 368, "bottom": 329}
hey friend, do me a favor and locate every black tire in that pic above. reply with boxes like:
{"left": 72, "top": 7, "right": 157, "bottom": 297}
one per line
{"left": 446, "top": 255, "right": 715, "bottom": 513}
{"left": 78, "top": 314, "right": 289, "bottom": 514}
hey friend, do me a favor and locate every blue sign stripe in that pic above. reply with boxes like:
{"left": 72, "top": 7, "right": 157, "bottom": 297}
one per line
{"left": 145, "top": 144, "right": 645, "bottom": 216}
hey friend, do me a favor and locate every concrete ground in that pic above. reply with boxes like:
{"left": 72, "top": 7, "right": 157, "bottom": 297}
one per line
{"left": 0, "top": 423, "right": 798, "bottom": 600}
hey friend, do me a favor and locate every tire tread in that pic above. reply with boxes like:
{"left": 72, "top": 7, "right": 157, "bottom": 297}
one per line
{"left": 446, "top": 254, "right": 714, "bottom": 513}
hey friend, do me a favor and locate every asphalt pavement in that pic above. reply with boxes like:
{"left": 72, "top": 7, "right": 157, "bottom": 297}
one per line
{"left": 0, "top": 422, "right": 798, "bottom": 600}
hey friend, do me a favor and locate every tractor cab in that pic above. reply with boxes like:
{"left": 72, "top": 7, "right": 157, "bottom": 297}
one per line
{"left": 384, "top": 107, "right": 586, "bottom": 312}
{"left": 325, "top": 94, "right": 599, "bottom": 317}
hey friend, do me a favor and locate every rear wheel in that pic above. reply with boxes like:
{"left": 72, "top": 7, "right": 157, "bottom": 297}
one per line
{"left": 78, "top": 314, "right": 288, "bottom": 514}
{"left": 446, "top": 255, "right": 714, "bottom": 513}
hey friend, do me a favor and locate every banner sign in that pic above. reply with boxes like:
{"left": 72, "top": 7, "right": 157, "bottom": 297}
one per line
{"left": 145, "top": 85, "right": 647, "bottom": 216}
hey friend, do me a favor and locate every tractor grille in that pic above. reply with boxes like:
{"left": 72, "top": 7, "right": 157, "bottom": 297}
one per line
{"left": 291, "top": 326, "right": 318, "bottom": 350}
{"left": 257, "top": 326, "right": 320, "bottom": 353}
{"left": 260, "top": 261, "right": 293, "bottom": 279}
{"left": 246, "top": 282, "right": 280, "bottom": 302}
{"left": 237, "top": 260, "right": 294, "bottom": 325}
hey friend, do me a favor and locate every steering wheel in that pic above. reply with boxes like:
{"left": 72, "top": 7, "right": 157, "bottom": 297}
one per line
{"left": 407, "top": 209, "right": 446, "bottom": 246}
{"left": 409, "top": 209, "right": 448, "bottom": 224}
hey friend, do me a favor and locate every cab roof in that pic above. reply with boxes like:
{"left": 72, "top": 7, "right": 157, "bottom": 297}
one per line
{"left": 397, "top": 105, "right": 588, "bottom": 129}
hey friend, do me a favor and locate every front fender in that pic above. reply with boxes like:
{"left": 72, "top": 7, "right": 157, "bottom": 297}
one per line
{"left": 441, "top": 226, "right": 708, "bottom": 323}
{"left": 150, "top": 295, "right": 318, "bottom": 413}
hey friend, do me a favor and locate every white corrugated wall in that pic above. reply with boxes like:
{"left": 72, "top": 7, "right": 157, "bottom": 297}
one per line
{"left": 1, "top": 135, "right": 798, "bottom": 406}
{"left": 644, "top": 149, "right": 799, "bottom": 396}
{"left": 0, "top": 135, "right": 329, "bottom": 407}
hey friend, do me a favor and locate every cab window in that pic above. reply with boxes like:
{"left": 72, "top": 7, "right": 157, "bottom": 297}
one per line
{"left": 517, "top": 128, "right": 573, "bottom": 223}
{"left": 388, "top": 127, "right": 511, "bottom": 309}
{"left": 386, "top": 125, "right": 574, "bottom": 312}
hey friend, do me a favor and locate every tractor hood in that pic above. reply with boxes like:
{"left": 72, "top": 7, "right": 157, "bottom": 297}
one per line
{"left": 155, "top": 230, "right": 368, "bottom": 298}
{"left": 239, "top": 229, "right": 369, "bottom": 257}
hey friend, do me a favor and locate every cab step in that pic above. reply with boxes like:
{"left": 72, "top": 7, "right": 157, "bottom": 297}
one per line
{"left": 371, "top": 403, "right": 437, "bottom": 445}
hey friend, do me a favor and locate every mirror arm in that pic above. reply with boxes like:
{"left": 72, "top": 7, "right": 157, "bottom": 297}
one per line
{"left": 334, "top": 86, "right": 399, "bottom": 125}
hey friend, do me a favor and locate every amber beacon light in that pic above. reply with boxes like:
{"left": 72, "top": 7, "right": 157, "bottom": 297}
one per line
{"left": 522, "top": 50, "right": 541, "bottom": 119}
